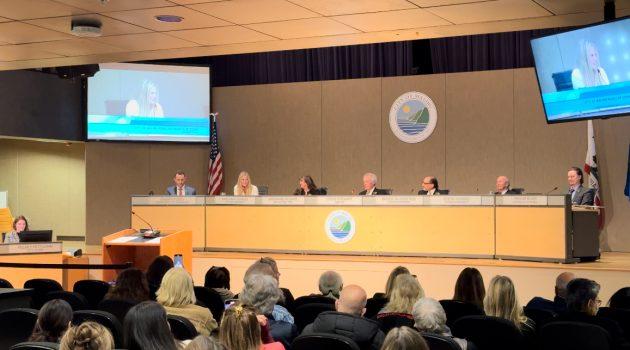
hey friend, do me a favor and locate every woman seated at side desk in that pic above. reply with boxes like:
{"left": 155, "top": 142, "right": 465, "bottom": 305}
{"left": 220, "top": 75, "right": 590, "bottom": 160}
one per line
{"left": 293, "top": 175, "right": 325, "bottom": 195}
{"left": 234, "top": 171, "right": 259, "bottom": 196}
{"left": 3, "top": 215, "right": 28, "bottom": 243}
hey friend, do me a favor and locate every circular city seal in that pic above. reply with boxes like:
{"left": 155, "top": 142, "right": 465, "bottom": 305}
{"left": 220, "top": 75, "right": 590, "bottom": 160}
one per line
{"left": 389, "top": 91, "right": 437, "bottom": 143}
{"left": 324, "top": 210, "right": 356, "bottom": 244}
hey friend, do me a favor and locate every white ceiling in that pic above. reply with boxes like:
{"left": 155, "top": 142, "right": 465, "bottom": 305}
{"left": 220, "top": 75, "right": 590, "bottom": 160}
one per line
{"left": 0, "top": 0, "right": 628, "bottom": 70}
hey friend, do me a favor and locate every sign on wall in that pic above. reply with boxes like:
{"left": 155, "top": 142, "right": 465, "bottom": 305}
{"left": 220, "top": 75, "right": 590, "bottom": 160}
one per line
{"left": 389, "top": 91, "right": 437, "bottom": 143}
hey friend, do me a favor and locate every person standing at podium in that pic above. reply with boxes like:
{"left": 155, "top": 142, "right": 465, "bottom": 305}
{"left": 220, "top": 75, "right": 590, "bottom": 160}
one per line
{"left": 166, "top": 170, "right": 196, "bottom": 196}
{"left": 359, "top": 173, "right": 389, "bottom": 195}
{"left": 568, "top": 167, "right": 594, "bottom": 205}
{"left": 3, "top": 215, "right": 28, "bottom": 243}
{"left": 234, "top": 171, "right": 259, "bottom": 196}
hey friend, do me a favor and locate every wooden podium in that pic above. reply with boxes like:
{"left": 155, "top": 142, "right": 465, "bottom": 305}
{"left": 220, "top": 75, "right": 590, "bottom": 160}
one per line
{"left": 102, "top": 229, "right": 192, "bottom": 282}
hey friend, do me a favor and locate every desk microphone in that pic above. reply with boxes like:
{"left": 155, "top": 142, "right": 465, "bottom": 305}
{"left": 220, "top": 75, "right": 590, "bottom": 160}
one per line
{"left": 546, "top": 186, "right": 559, "bottom": 195}
{"left": 131, "top": 211, "right": 160, "bottom": 238}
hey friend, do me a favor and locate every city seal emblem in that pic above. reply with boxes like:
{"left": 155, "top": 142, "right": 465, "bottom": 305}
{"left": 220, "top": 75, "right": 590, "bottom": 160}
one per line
{"left": 389, "top": 91, "right": 437, "bottom": 143}
{"left": 325, "top": 210, "right": 356, "bottom": 244}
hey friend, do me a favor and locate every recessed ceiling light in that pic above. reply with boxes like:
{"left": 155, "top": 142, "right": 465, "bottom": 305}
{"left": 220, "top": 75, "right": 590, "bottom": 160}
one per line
{"left": 155, "top": 15, "right": 184, "bottom": 23}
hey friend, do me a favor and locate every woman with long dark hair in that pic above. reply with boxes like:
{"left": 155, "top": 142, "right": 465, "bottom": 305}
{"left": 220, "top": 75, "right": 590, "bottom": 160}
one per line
{"left": 105, "top": 267, "right": 150, "bottom": 302}
{"left": 453, "top": 267, "right": 485, "bottom": 309}
{"left": 123, "top": 301, "right": 178, "bottom": 350}
{"left": 29, "top": 299, "right": 73, "bottom": 343}
{"left": 293, "top": 176, "right": 322, "bottom": 195}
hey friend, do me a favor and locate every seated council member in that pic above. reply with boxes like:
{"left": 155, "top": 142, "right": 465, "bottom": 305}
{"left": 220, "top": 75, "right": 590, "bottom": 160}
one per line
{"left": 293, "top": 175, "right": 323, "bottom": 195}
{"left": 418, "top": 176, "right": 444, "bottom": 195}
{"left": 571, "top": 40, "right": 609, "bottom": 89}
{"left": 3, "top": 215, "right": 28, "bottom": 243}
{"left": 359, "top": 173, "right": 389, "bottom": 195}
{"left": 234, "top": 171, "right": 259, "bottom": 196}
{"left": 166, "top": 170, "right": 197, "bottom": 196}
{"left": 495, "top": 176, "right": 518, "bottom": 195}
{"left": 568, "top": 167, "right": 594, "bottom": 205}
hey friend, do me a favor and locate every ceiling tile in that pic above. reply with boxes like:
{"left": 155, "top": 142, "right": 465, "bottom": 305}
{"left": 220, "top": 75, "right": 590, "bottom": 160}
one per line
{"left": 168, "top": 26, "right": 276, "bottom": 45}
{"left": 246, "top": 17, "right": 360, "bottom": 39}
{"left": 0, "top": 44, "right": 62, "bottom": 61}
{"left": 334, "top": 9, "right": 451, "bottom": 32}
{"left": 24, "top": 38, "right": 126, "bottom": 56}
{"left": 0, "top": 0, "right": 88, "bottom": 20}
{"left": 288, "top": 0, "right": 417, "bottom": 16}
{"left": 27, "top": 15, "right": 151, "bottom": 37}
{"left": 104, "top": 6, "right": 231, "bottom": 31}
{"left": 54, "top": 0, "right": 176, "bottom": 12}
{"left": 533, "top": 0, "right": 605, "bottom": 15}
{"left": 189, "top": 0, "right": 321, "bottom": 24}
{"left": 0, "top": 22, "right": 73, "bottom": 44}
{"left": 425, "top": 0, "right": 552, "bottom": 24}
{"left": 409, "top": 0, "right": 489, "bottom": 7}
{"left": 91, "top": 32, "right": 199, "bottom": 51}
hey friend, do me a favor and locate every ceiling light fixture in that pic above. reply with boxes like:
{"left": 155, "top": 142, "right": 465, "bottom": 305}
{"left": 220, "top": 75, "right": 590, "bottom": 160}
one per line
{"left": 155, "top": 15, "right": 184, "bottom": 23}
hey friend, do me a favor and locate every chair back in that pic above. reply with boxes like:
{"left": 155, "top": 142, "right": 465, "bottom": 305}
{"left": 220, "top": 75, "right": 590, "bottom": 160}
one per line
{"left": 452, "top": 315, "right": 525, "bottom": 350}
{"left": 376, "top": 313, "right": 414, "bottom": 334}
{"left": 319, "top": 187, "right": 328, "bottom": 195}
{"left": 421, "top": 332, "right": 463, "bottom": 350}
{"left": 294, "top": 303, "right": 336, "bottom": 333}
{"left": 539, "top": 321, "right": 611, "bottom": 350}
{"left": 512, "top": 188, "right": 525, "bottom": 194}
{"left": 439, "top": 300, "right": 484, "bottom": 328}
{"left": 258, "top": 185, "right": 269, "bottom": 195}
{"left": 23, "top": 279, "right": 62, "bottom": 309}
{"left": 44, "top": 291, "right": 88, "bottom": 311}
{"left": 279, "top": 287, "right": 296, "bottom": 313}
{"left": 383, "top": 189, "right": 393, "bottom": 195}
{"left": 97, "top": 298, "right": 138, "bottom": 325}
{"left": 193, "top": 286, "right": 224, "bottom": 323}
{"left": 552, "top": 70, "right": 574, "bottom": 91}
{"left": 293, "top": 295, "right": 335, "bottom": 309}
{"left": 0, "top": 277, "right": 14, "bottom": 288}
{"left": 292, "top": 333, "right": 360, "bottom": 350}
{"left": 167, "top": 315, "right": 199, "bottom": 341}
{"left": 364, "top": 297, "right": 387, "bottom": 319}
{"left": 73, "top": 310, "right": 123, "bottom": 348}
{"left": 609, "top": 287, "right": 630, "bottom": 310}
{"left": 597, "top": 307, "right": 630, "bottom": 339}
{"left": 9, "top": 342, "right": 59, "bottom": 350}
{"left": 73, "top": 280, "right": 111, "bottom": 309}
{"left": 0, "top": 308, "right": 39, "bottom": 349}
{"left": 524, "top": 307, "right": 557, "bottom": 330}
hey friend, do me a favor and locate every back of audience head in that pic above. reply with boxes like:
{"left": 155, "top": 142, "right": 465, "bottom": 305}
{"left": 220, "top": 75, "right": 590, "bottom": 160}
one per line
{"left": 157, "top": 267, "right": 196, "bottom": 308}
{"left": 243, "top": 261, "right": 275, "bottom": 281}
{"left": 412, "top": 298, "right": 448, "bottom": 334}
{"left": 609, "top": 287, "right": 630, "bottom": 309}
{"left": 453, "top": 267, "right": 485, "bottom": 309}
{"left": 240, "top": 274, "right": 281, "bottom": 316}
{"left": 146, "top": 255, "right": 174, "bottom": 288}
{"left": 185, "top": 335, "right": 227, "bottom": 350}
{"left": 60, "top": 321, "right": 114, "bottom": 350}
{"left": 566, "top": 278, "right": 601, "bottom": 316}
{"left": 124, "top": 301, "right": 178, "bottom": 350}
{"left": 335, "top": 284, "right": 367, "bottom": 317}
{"left": 484, "top": 275, "right": 526, "bottom": 327}
{"left": 555, "top": 272, "right": 576, "bottom": 299}
{"left": 381, "top": 326, "right": 429, "bottom": 350}
{"left": 319, "top": 271, "right": 343, "bottom": 299}
{"left": 383, "top": 274, "right": 425, "bottom": 314}
{"left": 220, "top": 303, "right": 263, "bottom": 350}
{"left": 205, "top": 266, "right": 231, "bottom": 290}
{"left": 258, "top": 256, "right": 281, "bottom": 281}
{"left": 29, "top": 299, "right": 73, "bottom": 343}
{"left": 106, "top": 267, "right": 150, "bottom": 302}
{"left": 385, "top": 266, "right": 411, "bottom": 299}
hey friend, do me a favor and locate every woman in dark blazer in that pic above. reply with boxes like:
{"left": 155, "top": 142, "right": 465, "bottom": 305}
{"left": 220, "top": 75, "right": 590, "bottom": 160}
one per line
{"left": 293, "top": 175, "right": 324, "bottom": 195}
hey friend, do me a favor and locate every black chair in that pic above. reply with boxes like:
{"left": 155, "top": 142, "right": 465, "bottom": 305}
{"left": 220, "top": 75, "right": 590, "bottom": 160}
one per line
{"left": 0, "top": 278, "right": 13, "bottom": 288}
{"left": 23, "top": 279, "right": 63, "bottom": 309}
{"left": 609, "top": 287, "right": 630, "bottom": 310}
{"left": 73, "top": 280, "right": 110, "bottom": 309}
{"left": 194, "top": 286, "right": 224, "bottom": 324}
{"left": 293, "top": 295, "right": 335, "bottom": 309}
{"left": 438, "top": 189, "right": 450, "bottom": 195}
{"left": 44, "top": 291, "right": 88, "bottom": 311}
{"left": 598, "top": 307, "right": 630, "bottom": 339}
{"left": 364, "top": 297, "right": 387, "bottom": 319}
{"left": 319, "top": 187, "right": 328, "bottom": 195}
{"left": 452, "top": 315, "right": 525, "bottom": 350}
{"left": 280, "top": 287, "right": 296, "bottom": 313}
{"left": 292, "top": 333, "right": 360, "bottom": 350}
{"left": 97, "top": 298, "right": 138, "bottom": 325}
{"left": 167, "top": 315, "right": 199, "bottom": 341}
{"left": 552, "top": 70, "right": 574, "bottom": 92}
{"left": 258, "top": 185, "right": 269, "bottom": 195}
{"left": 421, "top": 332, "right": 462, "bottom": 350}
{"left": 294, "top": 303, "right": 336, "bottom": 333}
{"left": 9, "top": 342, "right": 59, "bottom": 350}
{"left": 376, "top": 314, "right": 414, "bottom": 334}
{"left": 524, "top": 307, "right": 557, "bottom": 330}
{"left": 73, "top": 310, "right": 123, "bottom": 348}
{"left": 439, "top": 300, "right": 484, "bottom": 328}
{"left": 539, "top": 321, "right": 611, "bottom": 350}
{"left": 511, "top": 188, "right": 525, "bottom": 194}
{"left": 0, "top": 308, "right": 39, "bottom": 349}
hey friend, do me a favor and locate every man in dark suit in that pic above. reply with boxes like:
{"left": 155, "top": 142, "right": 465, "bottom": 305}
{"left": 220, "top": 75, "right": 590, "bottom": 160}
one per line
{"left": 495, "top": 175, "right": 519, "bottom": 195}
{"left": 418, "top": 176, "right": 447, "bottom": 195}
{"left": 526, "top": 271, "right": 575, "bottom": 313}
{"left": 166, "top": 170, "right": 197, "bottom": 196}
{"left": 358, "top": 173, "right": 389, "bottom": 195}
{"left": 568, "top": 167, "right": 595, "bottom": 205}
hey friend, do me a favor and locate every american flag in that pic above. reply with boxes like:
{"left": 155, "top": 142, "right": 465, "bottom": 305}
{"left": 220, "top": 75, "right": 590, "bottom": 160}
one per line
{"left": 207, "top": 114, "right": 223, "bottom": 195}
{"left": 584, "top": 120, "right": 603, "bottom": 228}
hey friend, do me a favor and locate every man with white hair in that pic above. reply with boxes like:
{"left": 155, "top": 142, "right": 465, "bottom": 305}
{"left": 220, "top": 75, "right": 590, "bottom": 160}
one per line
{"left": 319, "top": 271, "right": 343, "bottom": 299}
{"left": 494, "top": 176, "right": 518, "bottom": 195}
{"left": 526, "top": 272, "right": 575, "bottom": 313}
{"left": 412, "top": 298, "right": 470, "bottom": 350}
{"left": 359, "top": 173, "right": 389, "bottom": 195}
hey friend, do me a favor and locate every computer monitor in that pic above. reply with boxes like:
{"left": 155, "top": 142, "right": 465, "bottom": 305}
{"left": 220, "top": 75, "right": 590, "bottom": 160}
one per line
{"left": 19, "top": 230, "right": 53, "bottom": 243}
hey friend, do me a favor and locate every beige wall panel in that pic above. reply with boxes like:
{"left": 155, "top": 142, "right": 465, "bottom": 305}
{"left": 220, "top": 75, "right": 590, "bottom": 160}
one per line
{"left": 86, "top": 142, "right": 150, "bottom": 245}
{"left": 381, "top": 74, "right": 446, "bottom": 194}
{"left": 214, "top": 82, "right": 322, "bottom": 195}
{"left": 445, "top": 70, "right": 514, "bottom": 194}
{"left": 149, "top": 144, "right": 209, "bottom": 195}
{"left": 322, "top": 78, "right": 381, "bottom": 194}
{"left": 514, "top": 68, "right": 586, "bottom": 194}
{"left": 0, "top": 141, "right": 18, "bottom": 210}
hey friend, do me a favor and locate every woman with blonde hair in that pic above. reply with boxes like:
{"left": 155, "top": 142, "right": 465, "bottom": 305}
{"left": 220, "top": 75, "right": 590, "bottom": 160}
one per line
{"left": 571, "top": 40, "right": 609, "bottom": 89}
{"left": 60, "top": 321, "right": 114, "bottom": 350}
{"left": 380, "top": 326, "right": 429, "bottom": 350}
{"left": 379, "top": 274, "right": 425, "bottom": 315}
{"left": 157, "top": 267, "right": 218, "bottom": 335}
{"left": 234, "top": 171, "right": 259, "bottom": 196}
{"left": 219, "top": 303, "right": 284, "bottom": 350}
{"left": 384, "top": 266, "right": 410, "bottom": 299}
{"left": 185, "top": 335, "right": 226, "bottom": 350}
{"left": 484, "top": 275, "right": 535, "bottom": 336}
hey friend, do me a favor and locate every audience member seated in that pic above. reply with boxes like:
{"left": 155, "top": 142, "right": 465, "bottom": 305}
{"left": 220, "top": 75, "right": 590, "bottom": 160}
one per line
{"left": 104, "top": 267, "right": 150, "bottom": 303}
{"left": 484, "top": 276, "right": 535, "bottom": 338}
{"left": 60, "top": 321, "right": 114, "bottom": 350}
{"left": 526, "top": 272, "right": 575, "bottom": 314}
{"left": 185, "top": 335, "right": 227, "bottom": 350}
{"left": 258, "top": 257, "right": 295, "bottom": 311}
{"left": 302, "top": 284, "right": 384, "bottom": 350}
{"left": 204, "top": 266, "right": 234, "bottom": 302}
{"left": 240, "top": 274, "right": 296, "bottom": 347}
{"left": 146, "top": 255, "right": 173, "bottom": 300}
{"left": 374, "top": 266, "right": 410, "bottom": 299}
{"left": 380, "top": 326, "right": 429, "bottom": 350}
{"left": 244, "top": 260, "right": 294, "bottom": 323}
{"left": 413, "top": 298, "right": 471, "bottom": 350}
{"left": 3, "top": 215, "right": 28, "bottom": 243}
{"left": 319, "top": 271, "right": 343, "bottom": 300}
{"left": 609, "top": 287, "right": 630, "bottom": 310}
{"left": 377, "top": 274, "right": 424, "bottom": 322}
{"left": 157, "top": 268, "right": 218, "bottom": 336}
{"left": 220, "top": 303, "right": 285, "bottom": 350}
{"left": 124, "top": 301, "right": 179, "bottom": 350}
{"left": 29, "top": 299, "right": 73, "bottom": 343}
{"left": 553, "top": 278, "right": 630, "bottom": 350}
{"left": 453, "top": 267, "right": 485, "bottom": 310}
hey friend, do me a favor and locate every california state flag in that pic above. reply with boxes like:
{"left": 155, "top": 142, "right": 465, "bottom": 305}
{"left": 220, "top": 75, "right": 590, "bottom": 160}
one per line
{"left": 584, "top": 120, "right": 603, "bottom": 228}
